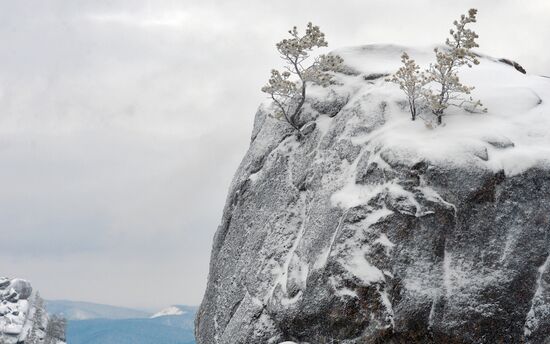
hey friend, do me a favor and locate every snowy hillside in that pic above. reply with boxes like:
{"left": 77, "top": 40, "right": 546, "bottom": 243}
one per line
{"left": 196, "top": 44, "right": 550, "bottom": 343}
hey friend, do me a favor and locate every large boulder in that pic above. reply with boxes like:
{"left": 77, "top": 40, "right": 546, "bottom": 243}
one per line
{"left": 9, "top": 279, "right": 33, "bottom": 300}
{"left": 196, "top": 45, "right": 550, "bottom": 343}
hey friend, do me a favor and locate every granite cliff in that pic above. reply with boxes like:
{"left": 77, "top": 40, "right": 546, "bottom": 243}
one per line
{"left": 196, "top": 45, "right": 550, "bottom": 343}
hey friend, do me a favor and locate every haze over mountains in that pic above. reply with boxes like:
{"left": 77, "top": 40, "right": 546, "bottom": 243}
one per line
{"left": 45, "top": 300, "right": 150, "bottom": 320}
{"left": 46, "top": 301, "right": 197, "bottom": 344}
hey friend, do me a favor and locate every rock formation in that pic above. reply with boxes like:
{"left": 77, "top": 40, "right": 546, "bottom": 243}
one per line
{"left": 0, "top": 277, "right": 66, "bottom": 344}
{"left": 196, "top": 45, "right": 550, "bottom": 343}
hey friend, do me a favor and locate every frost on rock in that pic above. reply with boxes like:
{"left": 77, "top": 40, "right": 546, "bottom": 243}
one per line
{"left": 524, "top": 254, "right": 550, "bottom": 339}
{"left": 196, "top": 44, "right": 550, "bottom": 344}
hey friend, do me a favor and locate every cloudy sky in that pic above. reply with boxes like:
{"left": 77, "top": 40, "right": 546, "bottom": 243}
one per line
{"left": 0, "top": 0, "right": 548, "bottom": 310}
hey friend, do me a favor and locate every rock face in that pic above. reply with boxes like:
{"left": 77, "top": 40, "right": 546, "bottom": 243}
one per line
{"left": 0, "top": 277, "right": 66, "bottom": 344}
{"left": 196, "top": 45, "right": 550, "bottom": 343}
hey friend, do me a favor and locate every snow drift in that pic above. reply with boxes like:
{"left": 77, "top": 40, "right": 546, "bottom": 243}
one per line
{"left": 196, "top": 44, "right": 550, "bottom": 343}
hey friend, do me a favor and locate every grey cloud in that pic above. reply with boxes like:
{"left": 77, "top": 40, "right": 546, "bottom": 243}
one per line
{"left": 0, "top": 0, "right": 548, "bottom": 309}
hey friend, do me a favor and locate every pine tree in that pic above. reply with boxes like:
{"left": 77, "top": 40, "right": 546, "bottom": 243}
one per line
{"left": 44, "top": 315, "right": 66, "bottom": 344}
{"left": 424, "top": 8, "right": 485, "bottom": 125}
{"left": 26, "top": 325, "right": 39, "bottom": 344}
{"left": 262, "top": 23, "right": 343, "bottom": 133}
{"left": 26, "top": 293, "right": 45, "bottom": 344}
{"left": 388, "top": 52, "right": 425, "bottom": 121}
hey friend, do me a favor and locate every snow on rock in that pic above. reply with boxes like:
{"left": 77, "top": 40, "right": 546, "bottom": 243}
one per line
{"left": 0, "top": 277, "right": 66, "bottom": 344}
{"left": 1, "top": 277, "right": 33, "bottom": 343}
{"left": 337, "top": 44, "right": 550, "bottom": 176}
{"left": 196, "top": 44, "right": 550, "bottom": 343}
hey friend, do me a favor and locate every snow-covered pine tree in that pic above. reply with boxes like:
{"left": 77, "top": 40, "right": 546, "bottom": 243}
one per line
{"left": 26, "top": 293, "right": 45, "bottom": 344}
{"left": 44, "top": 315, "right": 66, "bottom": 344}
{"left": 388, "top": 52, "right": 425, "bottom": 121}
{"left": 424, "top": 8, "right": 485, "bottom": 125}
{"left": 26, "top": 325, "right": 39, "bottom": 344}
{"left": 262, "top": 23, "right": 343, "bottom": 133}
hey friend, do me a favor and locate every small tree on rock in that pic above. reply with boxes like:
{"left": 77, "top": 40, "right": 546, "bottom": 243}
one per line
{"left": 388, "top": 52, "right": 425, "bottom": 121}
{"left": 424, "top": 8, "right": 485, "bottom": 125}
{"left": 262, "top": 23, "right": 343, "bottom": 133}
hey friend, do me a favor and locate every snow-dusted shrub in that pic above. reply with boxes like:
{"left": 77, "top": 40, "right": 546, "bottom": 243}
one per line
{"left": 261, "top": 23, "right": 343, "bottom": 133}
{"left": 424, "top": 8, "right": 486, "bottom": 125}
{"left": 387, "top": 52, "right": 425, "bottom": 121}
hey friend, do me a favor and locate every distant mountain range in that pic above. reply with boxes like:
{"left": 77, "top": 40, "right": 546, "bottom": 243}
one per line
{"left": 45, "top": 300, "right": 150, "bottom": 320}
{"left": 46, "top": 301, "right": 197, "bottom": 344}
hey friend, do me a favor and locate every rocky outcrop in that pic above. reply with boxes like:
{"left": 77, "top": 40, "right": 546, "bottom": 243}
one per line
{"left": 0, "top": 277, "right": 66, "bottom": 344}
{"left": 499, "top": 58, "right": 527, "bottom": 74}
{"left": 196, "top": 45, "right": 550, "bottom": 343}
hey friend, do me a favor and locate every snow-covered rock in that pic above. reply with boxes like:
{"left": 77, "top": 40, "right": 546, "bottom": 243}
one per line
{"left": 196, "top": 44, "right": 550, "bottom": 343}
{"left": 0, "top": 277, "right": 65, "bottom": 344}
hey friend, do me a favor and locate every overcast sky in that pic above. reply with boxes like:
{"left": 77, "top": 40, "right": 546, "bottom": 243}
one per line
{"left": 0, "top": 0, "right": 548, "bottom": 310}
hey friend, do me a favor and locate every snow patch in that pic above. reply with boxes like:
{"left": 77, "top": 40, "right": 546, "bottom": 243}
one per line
{"left": 331, "top": 181, "right": 385, "bottom": 209}
{"left": 379, "top": 288, "right": 395, "bottom": 327}
{"left": 150, "top": 306, "right": 186, "bottom": 318}
{"left": 315, "top": 115, "right": 334, "bottom": 136}
{"left": 335, "top": 287, "right": 358, "bottom": 298}
{"left": 333, "top": 44, "right": 550, "bottom": 176}
{"left": 524, "top": 253, "right": 550, "bottom": 336}
{"left": 343, "top": 250, "right": 385, "bottom": 285}
{"left": 248, "top": 171, "right": 260, "bottom": 182}
{"left": 374, "top": 233, "right": 395, "bottom": 256}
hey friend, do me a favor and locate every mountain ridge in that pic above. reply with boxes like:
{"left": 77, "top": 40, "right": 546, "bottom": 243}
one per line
{"left": 48, "top": 302, "right": 197, "bottom": 344}
{"left": 45, "top": 300, "right": 150, "bottom": 320}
